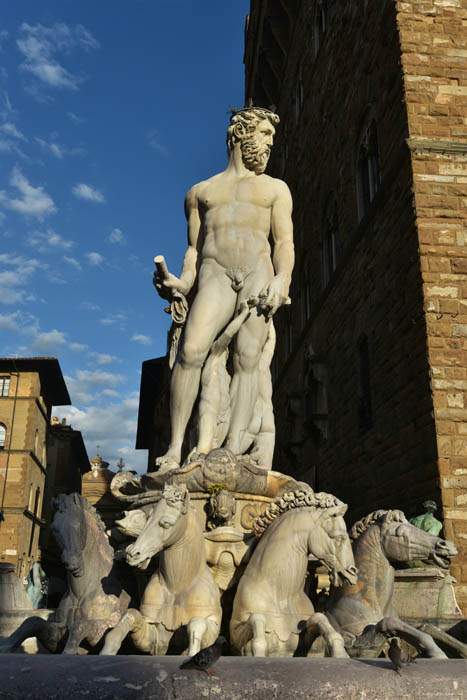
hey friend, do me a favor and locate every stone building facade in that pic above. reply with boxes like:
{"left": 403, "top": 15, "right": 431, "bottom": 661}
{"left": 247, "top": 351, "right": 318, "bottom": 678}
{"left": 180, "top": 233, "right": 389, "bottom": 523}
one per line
{"left": 244, "top": 0, "right": 467, "bottom": 612}
{"left": 0, "top": 358, "right": 84, "bottom": 580}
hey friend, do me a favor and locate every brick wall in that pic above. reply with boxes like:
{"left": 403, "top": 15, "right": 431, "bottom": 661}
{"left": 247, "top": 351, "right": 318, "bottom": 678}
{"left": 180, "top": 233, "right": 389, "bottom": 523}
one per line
{"left": 397, "top": 0, "right": 467, "bottom": 610}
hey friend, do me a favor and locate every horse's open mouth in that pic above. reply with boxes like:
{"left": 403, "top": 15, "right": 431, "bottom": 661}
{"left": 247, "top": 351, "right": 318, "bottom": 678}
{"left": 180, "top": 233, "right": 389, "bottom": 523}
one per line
{"left": 431, "top": 552, "right": 451, "bottom": 569}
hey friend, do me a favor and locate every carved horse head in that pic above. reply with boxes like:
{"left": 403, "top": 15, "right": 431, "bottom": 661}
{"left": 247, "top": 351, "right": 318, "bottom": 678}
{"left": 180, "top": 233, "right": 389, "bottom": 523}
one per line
{"left": 308, "top": 500, "right": 358, "bottom": 587}
{"left": 253, "top": 491, "right": 358, "bottom": 589}
{"left": 125, "top": 484, "right": 190, "bottom": 570}
{"left": 373, "top": 509, "right": 457, "bottom": 567}
{"left": 51, "top": 493, "right": 88, "bottom": 577}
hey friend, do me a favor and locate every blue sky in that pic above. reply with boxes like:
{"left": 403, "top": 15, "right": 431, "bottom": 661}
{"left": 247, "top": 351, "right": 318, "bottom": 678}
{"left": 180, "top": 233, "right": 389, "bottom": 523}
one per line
{"left": 0, "top": 1, "right": 250, "bottom": 471}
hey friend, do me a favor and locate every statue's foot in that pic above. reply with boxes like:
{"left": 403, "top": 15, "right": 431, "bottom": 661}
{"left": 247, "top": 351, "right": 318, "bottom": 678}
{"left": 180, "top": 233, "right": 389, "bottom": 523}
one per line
{"left": 155, "top": 450, "right": 180, "bottom": 474}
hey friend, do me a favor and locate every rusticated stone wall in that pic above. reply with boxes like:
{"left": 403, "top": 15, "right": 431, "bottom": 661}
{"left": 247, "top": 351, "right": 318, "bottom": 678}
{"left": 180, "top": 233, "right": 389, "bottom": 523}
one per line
{"left": 245, "top": 0, "right": 467, "bottom": 612}
{"left": 397, "top": 0, "right": 467, "bottom": 609}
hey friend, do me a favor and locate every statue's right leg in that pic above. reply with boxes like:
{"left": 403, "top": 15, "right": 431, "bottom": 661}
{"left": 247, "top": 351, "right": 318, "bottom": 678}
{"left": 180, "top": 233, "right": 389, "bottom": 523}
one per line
{"left": 156, "top": 268, "right": 236, "bottom": 469}
{"left": 100, "top": 608, "right": 144, "bottom": 655}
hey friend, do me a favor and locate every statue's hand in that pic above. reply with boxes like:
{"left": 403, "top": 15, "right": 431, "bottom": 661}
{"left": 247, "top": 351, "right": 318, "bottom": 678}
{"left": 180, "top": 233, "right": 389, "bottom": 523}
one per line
{"left": 258, "top": 275, "right": 290, "bottom": 317}
{"left": 153, "top": 269, "right": 189, "bottom": 300}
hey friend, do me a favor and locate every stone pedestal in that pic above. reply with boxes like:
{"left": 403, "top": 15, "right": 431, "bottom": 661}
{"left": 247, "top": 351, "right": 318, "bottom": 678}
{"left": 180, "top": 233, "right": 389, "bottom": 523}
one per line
{"left": 394, "top": 567, "right": 463, "bottom": 627}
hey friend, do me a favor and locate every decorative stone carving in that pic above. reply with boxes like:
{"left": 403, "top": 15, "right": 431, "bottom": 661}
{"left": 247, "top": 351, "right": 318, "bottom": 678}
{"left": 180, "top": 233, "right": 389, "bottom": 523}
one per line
{"left": 326, "top": 509, "right": 458, "bottom": 658}
{"left": 100, "top": 484, "right": 221, "bottom": 657}
{"left": 207, "top": 489, "right": 236, "bottom": 530}
{"left": 152, "top": 106, "right": 294, "bottom": 471}
{"left": 111, "top": 448, "right": 311, "bottom": 505}
{"left": 230, "top": 490, "right": 358, "bottom": 657}
{"left": 0, "top": 493, "right": 130, "bottom": 654}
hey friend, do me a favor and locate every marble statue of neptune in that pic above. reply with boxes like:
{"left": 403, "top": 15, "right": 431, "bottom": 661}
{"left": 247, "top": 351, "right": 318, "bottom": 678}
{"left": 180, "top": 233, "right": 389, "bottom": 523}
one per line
{"left": 154, "top": 106, "right": 294, "bottom": 470}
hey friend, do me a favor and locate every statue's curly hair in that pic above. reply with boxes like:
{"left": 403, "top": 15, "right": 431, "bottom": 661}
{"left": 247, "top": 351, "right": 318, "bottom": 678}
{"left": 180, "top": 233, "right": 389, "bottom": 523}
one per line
{"left": 226, "top": 107, "right": 280, "bottom": 154}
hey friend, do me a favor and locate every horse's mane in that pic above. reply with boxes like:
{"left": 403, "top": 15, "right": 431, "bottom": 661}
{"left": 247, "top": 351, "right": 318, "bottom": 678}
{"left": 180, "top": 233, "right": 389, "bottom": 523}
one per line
{"left": 349, "top": 509, "right": 407, "bottom": 540}
{"left": 252, "top": 490, "right": 345, "bottom": 536}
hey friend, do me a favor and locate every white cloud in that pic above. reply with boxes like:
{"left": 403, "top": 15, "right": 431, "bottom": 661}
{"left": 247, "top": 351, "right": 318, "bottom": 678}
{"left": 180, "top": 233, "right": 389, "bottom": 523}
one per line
{"left": 148, "top": 129, "right": 168, "bottom": 155}
{"left": 81, "top": 301, "right": 100, "bottom": 311}
{"left": 0, "top": 122, "right": 26, "bottom": 140}
{"left": 86, "top": 251, "right": 104, "bottom": 266}
{"left": 99, "top": 312, "right": 127, "bottom": 327}
{"left": 0, "top": 167, "right": 56, "bottom": 220}
{"left": 88, "top": 351, "right": 118, "bottom": 365}
{"left": 63, "top": 369, "right": 125, "bottom": 404}
{"left": 31, "top": 328, "right": 67, "bottom": 353}
{"left": 0, "top": 30, "right": 9, "bottom": 51}
{"left": 35, "top": 137, "right": 63, "bottom": 158}
{"left": 27, "top": 228, "right": 74, "bottom": 251}
{"left": 108, "top": 227, "right": 124, "bottom": 244}
{"left": 131, "top": 333, "right": 152, "bottom": 345}
{"left": 0, "top": 311, "right": 20, "bottom": 332}
{"left": 17, "top": 22, "right": 99, "bottom": 92}
{"left": 69, "top": 341, "right": 87, "bottom": 352}
{"left": 55, "top": 395, "right": 146, "bottom": 473}
{"left": 0, "top": 253, "right": 40, "bottom": 304}
{"left": 67, "top": 111, "right": 83, "bottom": 124}
{"left": 63, "top": 255, "right": 81, "bottom": 271}
{"left": 72, "top": 183, "right": 105, "bottom": 203}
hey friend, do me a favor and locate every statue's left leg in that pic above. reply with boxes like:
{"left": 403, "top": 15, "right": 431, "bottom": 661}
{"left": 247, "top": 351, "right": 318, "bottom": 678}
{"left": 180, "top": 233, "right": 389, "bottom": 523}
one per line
{"left": 305, "top": 613, "right": 349, "bottom": 658}
{"left": 226, "top": 313, "right": 270, "bottom": 455}
{"left": 376, "top": 617, "right": 447, "bottom": 659}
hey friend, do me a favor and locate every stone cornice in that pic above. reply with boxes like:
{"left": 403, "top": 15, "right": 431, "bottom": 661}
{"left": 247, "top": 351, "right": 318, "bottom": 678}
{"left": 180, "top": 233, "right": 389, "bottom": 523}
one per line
{"left": 407, "top": 138, "right": 467, "bottom": 155}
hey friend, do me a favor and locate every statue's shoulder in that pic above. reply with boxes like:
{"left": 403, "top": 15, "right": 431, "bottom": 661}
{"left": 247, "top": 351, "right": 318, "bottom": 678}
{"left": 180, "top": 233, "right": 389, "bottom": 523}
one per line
{"left": 260, "top": 174, "right": 291, "bottom": 196}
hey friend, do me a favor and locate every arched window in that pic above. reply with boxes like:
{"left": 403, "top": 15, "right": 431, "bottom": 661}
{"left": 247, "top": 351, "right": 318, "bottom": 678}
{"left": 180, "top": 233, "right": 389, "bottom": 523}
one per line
{"left": 34, "top": 429, "right": 39, "bottom": 456}
{"left": 0, "top": 423, "right": 6, "bottom": 449}
{"left": 0, "top": 377, "right": 10, "bottom": 396}
{"left": 314, "top": 0, "right": 328, "bottom": 56}
{"left": 356, "top": 118, "right": 381, "bottom": 222}
{"left": 322, "top": 201, "right": 340, "bottom": 288}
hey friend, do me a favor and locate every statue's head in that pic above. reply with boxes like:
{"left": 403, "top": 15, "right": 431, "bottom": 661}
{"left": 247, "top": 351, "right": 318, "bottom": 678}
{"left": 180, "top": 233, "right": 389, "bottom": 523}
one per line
{"left": 423, "top": 500, "right": 437, "bottom": 513}
{"left": 227, "top": 107, "right": 280, "bottom": 174}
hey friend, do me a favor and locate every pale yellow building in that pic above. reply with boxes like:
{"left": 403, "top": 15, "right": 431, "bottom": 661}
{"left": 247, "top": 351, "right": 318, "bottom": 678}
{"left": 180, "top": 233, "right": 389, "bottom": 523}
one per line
{"left": 0, "top": 358, "right": 70, "bottom": 578}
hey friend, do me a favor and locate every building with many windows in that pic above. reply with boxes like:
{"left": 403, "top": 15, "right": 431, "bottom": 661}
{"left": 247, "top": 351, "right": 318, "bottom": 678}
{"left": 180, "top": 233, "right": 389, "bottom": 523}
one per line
{"left": 0, "top": 357, "right": 88, "bottom": 581}
{"left": 244, "top": 0, "right": 467, "bottom": 612}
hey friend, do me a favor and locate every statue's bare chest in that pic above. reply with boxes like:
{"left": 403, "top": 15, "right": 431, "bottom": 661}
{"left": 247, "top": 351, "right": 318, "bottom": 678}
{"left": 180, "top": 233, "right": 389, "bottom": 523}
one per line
{"left": 199, "top": 177, "right": 274, "bottom": 214}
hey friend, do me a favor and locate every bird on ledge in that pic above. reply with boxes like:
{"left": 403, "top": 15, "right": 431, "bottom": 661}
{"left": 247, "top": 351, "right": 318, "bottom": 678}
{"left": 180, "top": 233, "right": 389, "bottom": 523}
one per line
{"left": 180, "top": 636, "right": 227, "bottom": 676}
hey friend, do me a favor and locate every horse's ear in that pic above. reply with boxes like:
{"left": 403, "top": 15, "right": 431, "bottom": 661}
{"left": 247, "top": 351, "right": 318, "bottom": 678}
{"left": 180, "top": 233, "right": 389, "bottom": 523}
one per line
{"left": 72, "top": 492, "right": 80, "bottom": 506}
{"left": 384, "top": 509, "right": 406, "bottom": 525}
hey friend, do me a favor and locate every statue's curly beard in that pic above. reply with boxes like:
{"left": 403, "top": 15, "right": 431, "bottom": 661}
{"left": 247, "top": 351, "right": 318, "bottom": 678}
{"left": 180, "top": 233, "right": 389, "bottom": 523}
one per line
{"left": 241, "top": 136, "right": 270, "bottom": 174}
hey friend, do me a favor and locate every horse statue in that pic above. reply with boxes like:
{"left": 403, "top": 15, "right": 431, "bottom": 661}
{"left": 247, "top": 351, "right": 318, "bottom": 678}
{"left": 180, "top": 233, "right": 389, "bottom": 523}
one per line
{"left": 326, "top": 509, "right": 458, "bottom": 658}
{"left": 100, "top": 483, "right": 221, "bottom": 656}
{"left": 229, "top": 490, "right": 358, "bottom": 657}
{"left": 0, "top": 493, "right": 130, "bottom": 654}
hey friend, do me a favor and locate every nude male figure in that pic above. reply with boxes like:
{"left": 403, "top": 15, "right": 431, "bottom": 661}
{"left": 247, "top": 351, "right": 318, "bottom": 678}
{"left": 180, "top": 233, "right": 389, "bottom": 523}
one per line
{"left": 154, "top": 106, "right": 294, "bottom": 470}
